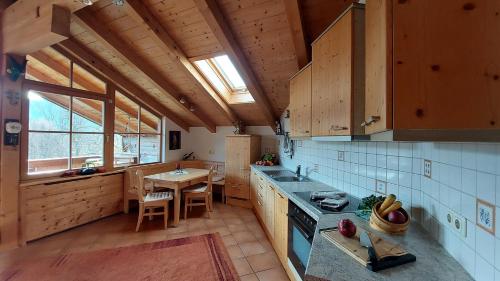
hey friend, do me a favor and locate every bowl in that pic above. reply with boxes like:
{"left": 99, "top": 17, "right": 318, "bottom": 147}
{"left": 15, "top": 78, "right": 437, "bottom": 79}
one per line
{"left": 369, "top": 202, "right": 410, "bottom": 234}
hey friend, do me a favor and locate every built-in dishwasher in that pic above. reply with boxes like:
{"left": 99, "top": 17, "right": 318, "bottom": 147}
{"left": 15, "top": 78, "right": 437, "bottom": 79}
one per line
{"left": 288, "top": 200, "right": 317, "bottom": 280}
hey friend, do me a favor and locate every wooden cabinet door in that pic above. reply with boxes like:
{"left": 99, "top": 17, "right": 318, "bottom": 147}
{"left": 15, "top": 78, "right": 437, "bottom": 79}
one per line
{"left": 312, "top": 10, "right": 353, "bottom": 136}
{"left": 393, "top": 0, "right": 500, "bottom": 130}
{"left": 265, "top": 184, "right": 275, "bottom": 239}
{"left": 274, "top": 190, "right": 288, "bottom": 265}
{"left": 365, "top": 0, "right": 392, "bottom": 134}
{"left": 290, "top": 64, "right": 312, "bottom": 137}
{"left": 225, "top": 137, "right": 250, "bottom": 198}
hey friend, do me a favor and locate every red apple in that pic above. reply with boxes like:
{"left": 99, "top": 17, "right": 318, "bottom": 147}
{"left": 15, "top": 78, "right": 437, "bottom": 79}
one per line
{"left": 338, "top": 219, "right": 356, "bottom": 238}
{"left": 388, "top": 210, "right": 407, "bottom": 224}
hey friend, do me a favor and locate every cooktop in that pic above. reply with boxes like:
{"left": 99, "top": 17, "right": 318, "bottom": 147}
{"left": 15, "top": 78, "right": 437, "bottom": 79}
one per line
{"left": 294, "top": 191, "right": 361, "bottom": 214}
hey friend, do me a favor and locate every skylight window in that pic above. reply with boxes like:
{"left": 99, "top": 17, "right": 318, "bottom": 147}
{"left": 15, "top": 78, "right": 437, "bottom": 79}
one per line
{"left": 194, "top": 55, "right": 254, "bottom": 104}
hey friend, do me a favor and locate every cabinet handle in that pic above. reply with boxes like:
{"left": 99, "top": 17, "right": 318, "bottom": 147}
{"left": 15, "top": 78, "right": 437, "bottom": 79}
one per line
{"left": 330, "top": 125, "right": 348, "bottom": 131}
{"left": 304, "top": 130, "right": 310, "bottom": 133}
{"left": 278, "top": 193, "right": 284, "bottom": 199}
{"left": 361, "top": 116, "right": 381, "bottom": 127}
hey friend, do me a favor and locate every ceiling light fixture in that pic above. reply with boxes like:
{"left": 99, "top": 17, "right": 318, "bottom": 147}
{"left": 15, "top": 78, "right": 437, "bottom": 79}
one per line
{"left": 80, "top": 0, "right": 94, "bottom": 5}
{"left": 112, "top": 0, "right": 126, "bottom": 6}
{"left": 189, "top": 105, "right": 195, "bottom": 112}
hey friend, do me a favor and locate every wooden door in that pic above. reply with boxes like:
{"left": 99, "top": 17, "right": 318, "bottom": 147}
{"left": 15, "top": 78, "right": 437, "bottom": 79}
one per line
{"left": 274, "top": 190, "right": 288, "bottom": 265}
{"left": 290, "top": 64, "right": 312, "bottom": 137}
{"left": 312, "top": 10, "right": 353, "bottom": 136}
{"left": 265, "top": 183, "right": 275, "bottom": 239}
{"left": 365, "top": 0, "right": 392, "bottom": 134}
{"left": 393, "top": 0, "right": 500, "bottom": 130}
{"left": 225, "top": 136, "right": 250, "bottom": 199}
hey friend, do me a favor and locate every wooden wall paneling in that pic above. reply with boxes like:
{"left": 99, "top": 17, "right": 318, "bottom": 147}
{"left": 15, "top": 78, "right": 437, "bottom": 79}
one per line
{"left": 21, "top": 173, "right": 123, "bottom": 242}
{"left": 289, "top": 63, "right": 312, "bottom": 137}
{"left": 104, "top": 84, "right": 115, "bottom": 171}
{"left": 0, "top": 55, "right": 23, "bottom": 249}
{"left": 73, "top": 9, "right": 217, "bottom": 133}
{"left": 301, "top": 0, "right": 354, "bottom": 43}
{"left": 311, "top": 5, "right": 365, "bottom": 136}
{"left": 283, "top": 0, "right": 310, "bottom": 69}
{"left": 393, "top": 0, "right": 500, "bottom": 130}
{"left": 364, "top": 0, "right": 393, "bottom": 134}
{"left": 123, "top": 0, "right": 239, "bottom": 125}
{"left": 193, "top": 0, "right": 278, "bottom": 129}
{"left": 54, "top": 40, "right": 191, "bottom": 131}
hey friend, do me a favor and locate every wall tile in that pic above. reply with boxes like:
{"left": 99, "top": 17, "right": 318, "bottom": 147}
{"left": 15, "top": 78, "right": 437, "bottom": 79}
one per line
{"left": 399, "top": 157, "right": 412, "bottom": 173}
{"left": 477, "top": 172, "right": 496, "bottom": 205}
{"left": 387, "top": 156, "right": 398, "bottom": 171}
{"left": 399, "top": 142, "right": 413, "bottom": 157}
{"left": 477, "top": 144, "right": 497, "bottom": 174}
{"left": 462, "top": 168, "right": 477, "bottom": 196}
{"left": 476, "top": 253, "right": 495, "bottom": 281}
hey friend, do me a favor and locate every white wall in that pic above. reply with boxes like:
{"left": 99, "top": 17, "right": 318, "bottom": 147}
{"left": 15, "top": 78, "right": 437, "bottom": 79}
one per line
{"left": 182, "top": 126, "right": 279, "bottom": 162}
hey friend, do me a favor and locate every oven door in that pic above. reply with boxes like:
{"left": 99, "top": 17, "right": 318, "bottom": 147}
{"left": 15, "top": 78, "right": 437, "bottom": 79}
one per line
{"left": 288, "top": 214, "right": 315, "bottom": 279}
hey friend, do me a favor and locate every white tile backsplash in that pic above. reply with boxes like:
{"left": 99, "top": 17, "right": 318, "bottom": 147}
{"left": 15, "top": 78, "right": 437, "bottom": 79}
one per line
{"left": 279, "top": 138, "right": 500, "bottom": 280}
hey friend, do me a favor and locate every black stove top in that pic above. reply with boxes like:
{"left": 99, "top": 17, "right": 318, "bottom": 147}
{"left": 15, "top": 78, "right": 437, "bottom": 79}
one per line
{"left": 294, "top": 191, "right": 361, "bottom": 214}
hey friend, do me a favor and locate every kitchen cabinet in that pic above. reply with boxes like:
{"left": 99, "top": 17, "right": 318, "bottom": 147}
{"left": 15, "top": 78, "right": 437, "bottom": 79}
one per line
{"left": 311, "top": 4, "right": 365, "bottom": 137}
{"left": 225, "top": 135, "right": 261, "bottom": 204}
{"left": 264, "top": 183, "right": 276, "bottom": 239}
{"left": 289, "top": 63, "right": 312, "bottom": 138}
{"left": 274, "top": 189, "right": 289, "bottom": 265}
{"left": 365, "top": 0, "right": 500, "bottom": 141}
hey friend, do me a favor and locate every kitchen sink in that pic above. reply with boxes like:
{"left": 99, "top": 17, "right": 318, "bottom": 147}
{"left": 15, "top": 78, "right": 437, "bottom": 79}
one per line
{"left": 273, "top": 176, "right": 311, "bottom": 182}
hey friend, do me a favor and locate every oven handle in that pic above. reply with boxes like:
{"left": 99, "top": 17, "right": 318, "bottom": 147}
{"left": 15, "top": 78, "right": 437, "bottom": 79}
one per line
{"left": 289, "top": 215, "right": 314, "bottom": 241}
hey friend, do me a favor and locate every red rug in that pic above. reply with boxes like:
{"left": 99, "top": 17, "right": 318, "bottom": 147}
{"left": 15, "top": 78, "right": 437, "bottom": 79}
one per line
{"left": 1, "top": 233, "right": 239, "bottom": 281}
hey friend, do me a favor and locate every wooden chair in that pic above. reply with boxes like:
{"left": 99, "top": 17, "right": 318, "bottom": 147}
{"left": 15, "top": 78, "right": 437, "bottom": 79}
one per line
{"left": 183, "top": 167, "right": 214, "bottom": 219}
{"left": 135, "top": 169, "right": 173, "bottom": 232}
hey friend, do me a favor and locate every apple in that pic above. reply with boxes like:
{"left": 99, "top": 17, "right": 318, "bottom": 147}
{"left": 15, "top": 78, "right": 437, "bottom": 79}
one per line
{"left": 338, "top": 219, "right": 356, "bottom": 238}
{"left": 388, "top": 210, "right": 407, "bottom": 224}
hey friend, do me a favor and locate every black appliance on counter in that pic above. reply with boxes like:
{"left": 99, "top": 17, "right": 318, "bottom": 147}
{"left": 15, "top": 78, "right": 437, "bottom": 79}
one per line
{"left": 288, "top": 200, "right": 317, "bottom": 280}
{"left": 294, "top": 191, "right": 361, "bottom": 214}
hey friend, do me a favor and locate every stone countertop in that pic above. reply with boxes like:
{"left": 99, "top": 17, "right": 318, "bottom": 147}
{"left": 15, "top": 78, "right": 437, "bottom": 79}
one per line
{"left": 250, "top": 165, "right": 473, "bottom": 281}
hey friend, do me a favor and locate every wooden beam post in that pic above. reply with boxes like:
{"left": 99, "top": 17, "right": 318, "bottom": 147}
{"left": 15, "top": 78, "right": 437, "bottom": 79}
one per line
{"left": 283, "top": 0, "right": 310, "bottom": 69}
{"left": 53, "top": 40, "right": 191, "bottom": 132}
{"left": 124, "top": 0, "right": 240, "bottom": 125}
{"left": 193, "top": 0, "right": 278, "bottom": 129}
{"left": 73, "top": 9, "right": 217, "bottom": 133}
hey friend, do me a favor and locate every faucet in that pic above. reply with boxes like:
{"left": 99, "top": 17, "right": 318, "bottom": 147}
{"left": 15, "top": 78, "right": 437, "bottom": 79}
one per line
{"left": 296, "top": 165, "right": 301, "bottom": 177}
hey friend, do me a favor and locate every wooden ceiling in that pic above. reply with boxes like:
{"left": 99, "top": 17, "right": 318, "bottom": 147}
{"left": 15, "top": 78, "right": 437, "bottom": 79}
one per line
{"left": 27, "top": 0, "right": 354, "bottom": 130}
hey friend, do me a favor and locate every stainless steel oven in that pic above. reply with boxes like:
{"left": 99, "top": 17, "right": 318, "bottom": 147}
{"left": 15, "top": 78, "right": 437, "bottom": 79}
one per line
{"left": 288, "top": 201, "right": 317, "bottom": 280}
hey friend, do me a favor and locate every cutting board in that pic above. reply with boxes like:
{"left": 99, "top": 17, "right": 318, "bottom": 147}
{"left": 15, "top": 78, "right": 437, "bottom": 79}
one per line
{"left": 321, "top": 229, "right": 416, "bottom": 271}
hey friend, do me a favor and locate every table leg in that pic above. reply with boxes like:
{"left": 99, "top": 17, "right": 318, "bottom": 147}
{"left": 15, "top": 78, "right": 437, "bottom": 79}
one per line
{"left": 173, "top": 188, "right": 181, "bottom": 226}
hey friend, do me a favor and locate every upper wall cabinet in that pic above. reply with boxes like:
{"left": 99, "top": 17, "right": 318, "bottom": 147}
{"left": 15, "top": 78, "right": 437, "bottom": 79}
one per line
{"left": 311, "top": 4, "right": 365, "bottom": 137}
{"left": 289, "top": 63, "right": 312, "bottom": 138}
{"left": 365, "top": 0, "right": 500, "bottom": 141}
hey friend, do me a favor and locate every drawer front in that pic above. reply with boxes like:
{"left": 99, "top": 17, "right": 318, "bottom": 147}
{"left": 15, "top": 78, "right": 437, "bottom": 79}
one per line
{"left": 226, "top": 182, "right": 250, "bottom": 199}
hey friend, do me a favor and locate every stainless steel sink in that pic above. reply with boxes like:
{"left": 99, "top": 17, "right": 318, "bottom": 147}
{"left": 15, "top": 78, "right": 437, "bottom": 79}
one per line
{"left": 273, "top": 176, "right": 311, "bottom": 182}
{"left": 262, "top": 170, "right": 311, "bottom": 182}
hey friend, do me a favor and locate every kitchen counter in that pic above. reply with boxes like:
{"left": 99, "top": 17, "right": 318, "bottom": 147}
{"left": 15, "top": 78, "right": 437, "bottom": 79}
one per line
{"left": 251, "top": 165, "right": 473, "bottom": 281}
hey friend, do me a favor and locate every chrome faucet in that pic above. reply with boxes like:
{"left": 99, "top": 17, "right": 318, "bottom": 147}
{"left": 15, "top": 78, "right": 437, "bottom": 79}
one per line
{"left": 296, "top": 165, "right": 301, "bottom": 177}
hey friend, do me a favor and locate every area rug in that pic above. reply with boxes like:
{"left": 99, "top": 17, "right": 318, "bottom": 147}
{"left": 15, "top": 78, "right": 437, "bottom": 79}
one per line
{"left": 1, "top": 233, "right": 239, "bottom": 281}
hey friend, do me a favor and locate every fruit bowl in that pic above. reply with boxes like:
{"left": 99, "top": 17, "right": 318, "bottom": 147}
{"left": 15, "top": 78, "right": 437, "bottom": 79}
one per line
{"left": 369, "top": 202, "right": 410, "bottom": 234}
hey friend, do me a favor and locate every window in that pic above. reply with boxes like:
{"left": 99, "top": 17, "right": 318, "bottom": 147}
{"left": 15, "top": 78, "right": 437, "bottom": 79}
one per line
{"left": 194, "top": 55, "right": 254, "bottom": 104}
{"left": 26, "top": 47, "right": 106, "bottom": 94}
{"left": 27, "top": 91, "right": 105, "bottom": 175}
{"left": 114, "top": 92, "right": 161, "bottom": 167}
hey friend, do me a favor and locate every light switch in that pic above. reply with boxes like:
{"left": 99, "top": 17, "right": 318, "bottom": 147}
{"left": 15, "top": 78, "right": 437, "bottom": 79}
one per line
{"left": 338, "top": 151, "right": 345, "bottom": 161}
{"left": 376, "top": 180, "right": 387, "bottom": 194}
{"left": 424, "top": 159, "right": 432, "bottom": 178}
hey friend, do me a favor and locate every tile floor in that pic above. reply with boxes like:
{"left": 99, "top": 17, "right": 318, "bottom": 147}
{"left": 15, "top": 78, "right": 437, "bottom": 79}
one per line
{"left": 0, "top": 202, "right": 290, "bottom": 281}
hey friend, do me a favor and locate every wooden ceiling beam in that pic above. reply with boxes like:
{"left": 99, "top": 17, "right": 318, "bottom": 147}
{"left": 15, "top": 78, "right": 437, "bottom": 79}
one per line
{"left": 73, "top": 9, "right": 216, "bottom": 133}
{"left": 54, "top": 39, "right": 191, "bottom": 132}
{"left": 124, "top": 0, "right": 239, "bottom": 125}
{"left": 193, "top": 0, "right": 277, "bottom": 129}
{"left": 28, "top": 52, "right": 159, "bottom": 130}
{"left": 283, "top": 0, "right": 310, "bottom": 69}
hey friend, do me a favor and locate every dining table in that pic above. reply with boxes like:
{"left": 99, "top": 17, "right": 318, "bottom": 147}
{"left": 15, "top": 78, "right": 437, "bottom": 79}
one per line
{"left": 144, "top": 168, "right": 209, "bottom": 226}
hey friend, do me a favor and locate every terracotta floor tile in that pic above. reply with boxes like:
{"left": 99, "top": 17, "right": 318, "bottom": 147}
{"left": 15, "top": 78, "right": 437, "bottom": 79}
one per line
{"left": 228, "top": 223, "right": 248, "bottom": 233}
{"left": 233, "top": 231, "right": 257, "bottom": 244}
{"left": 239, "top": 241, "right": 267, "bottom": 257}
{"left": 255, "top": 267, "right": 289, "bottom": 281}
{"left": 246, "top": 252, "right": 281, "bottom": 272}
{"left": 232, "top": 257, "right": 253, "bottom": 276}
{"left": 222, "top": 234, "right": 238, "bottom": 246}
{"left": 226, "top": 245, "right": 244, "bottom": 259}
{"left": 259, "top": 239, "right": 274, "bottom": 253}
{"left": 240, "top": 273, "right": 259, "bottom": 281}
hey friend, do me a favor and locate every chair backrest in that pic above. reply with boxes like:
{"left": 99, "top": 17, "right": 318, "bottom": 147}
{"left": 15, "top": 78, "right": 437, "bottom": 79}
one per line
{"left": 206, "top": 166, "right": 214, "bottom": 193}
{"left": 181, "top": 160, "right": 204, "bottom": 169}
{"left": 135, "top": 169, "right": 146, "bottom": 203}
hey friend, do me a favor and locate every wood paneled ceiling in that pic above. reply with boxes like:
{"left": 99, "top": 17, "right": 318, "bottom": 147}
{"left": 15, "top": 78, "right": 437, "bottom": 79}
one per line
{"left": 33, "top": 0, "right": 354, "bottom": 130}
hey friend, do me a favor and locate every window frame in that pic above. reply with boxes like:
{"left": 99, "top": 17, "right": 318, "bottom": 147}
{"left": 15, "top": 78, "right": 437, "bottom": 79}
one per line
{"left": 113, "top": 91, "right": 163, "bottom": 168}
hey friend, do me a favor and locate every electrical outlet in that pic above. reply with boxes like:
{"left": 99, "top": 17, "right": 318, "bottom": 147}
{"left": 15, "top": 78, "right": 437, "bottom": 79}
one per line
{"left": 452, "top": 213, "right": 467, "bottom": 238}
{"left": 424, "top": 159, "right": 432, "bottom": 178}
{"left": 376, "top": 180, "right": 387, "bottom": 194}
{"left": 338, "top": 151, "right": 345, "bottom": 161}
{"left": 313, "top": 164, "right": 319, "bottom": 172}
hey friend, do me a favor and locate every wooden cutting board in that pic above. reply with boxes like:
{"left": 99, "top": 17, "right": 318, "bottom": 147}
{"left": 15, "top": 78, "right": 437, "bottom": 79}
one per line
{"left": 321, "top": 229, "right": 408, "bottom": 266}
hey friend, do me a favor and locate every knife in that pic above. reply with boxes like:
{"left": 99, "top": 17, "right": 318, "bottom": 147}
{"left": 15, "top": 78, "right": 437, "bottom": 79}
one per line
{"left": 359, "top": 231, "right": 378, "bottom": 262}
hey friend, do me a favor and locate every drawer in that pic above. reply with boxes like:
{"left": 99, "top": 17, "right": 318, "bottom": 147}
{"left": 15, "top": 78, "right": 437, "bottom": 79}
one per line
{"left": 226, "top": 182, "right": 249, "bottom": 199}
